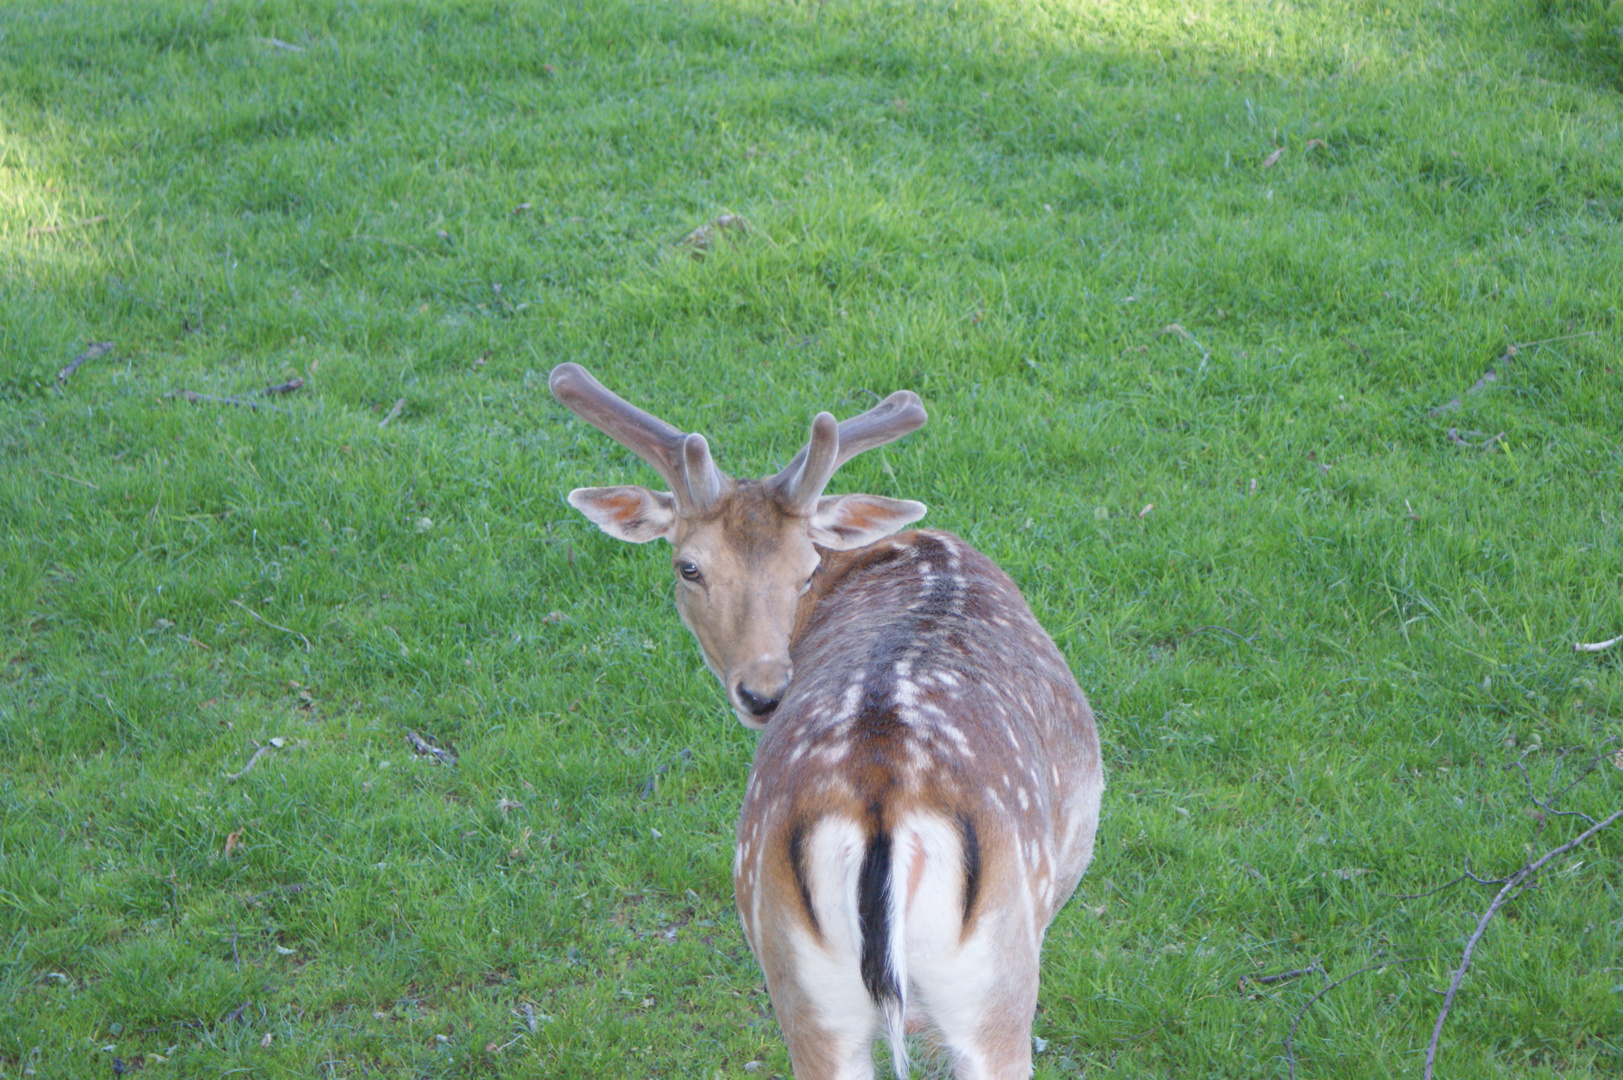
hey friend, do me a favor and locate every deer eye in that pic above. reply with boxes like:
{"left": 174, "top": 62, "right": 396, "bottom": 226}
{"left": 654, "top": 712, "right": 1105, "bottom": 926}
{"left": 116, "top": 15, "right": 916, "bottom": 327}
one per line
{"left": 677, "top": 561, "right": 702, "bottom": 582}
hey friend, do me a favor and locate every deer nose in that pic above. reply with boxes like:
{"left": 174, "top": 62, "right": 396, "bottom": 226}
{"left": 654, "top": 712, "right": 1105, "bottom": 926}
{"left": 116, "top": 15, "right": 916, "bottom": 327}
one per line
{"left": 736, "top": 681, "right": 784, "bottom": 718}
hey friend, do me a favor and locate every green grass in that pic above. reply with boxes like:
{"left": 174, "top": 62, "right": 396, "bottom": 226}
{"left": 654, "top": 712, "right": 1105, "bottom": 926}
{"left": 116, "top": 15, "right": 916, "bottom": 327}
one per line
{"left": 3, "top": 0, "right": 1622, "bottom": 1076}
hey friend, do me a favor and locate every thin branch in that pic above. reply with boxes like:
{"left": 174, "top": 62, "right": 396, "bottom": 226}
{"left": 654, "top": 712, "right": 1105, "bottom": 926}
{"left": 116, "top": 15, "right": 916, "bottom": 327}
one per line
{"left": 1285, "top": 955, "right": 1431, "bottom": 1080}
{"left": 1574, "top": 634, "right": 1622, "bottom": 653}
{"left": 223, "top": 745, "right": 274, "bottom": 782}
{"left": 230, "top": 599, "right": 312, "bottom": 651}
{"left": 1246, "top": 962, "right": 1322, "bottom": 987}
{"left": 57, "top": 341, "right": 113, "bottom": 384}
{"left": 1423, "top": 808, "right": 1623, "bottom": 1080}
{"left": 1158, "top": 322, "right": 1212, "bottom": 370}
{"left": 1512, "top": 758, "right": 1598, "bottom": 827}
{"left": 379, "top": 397, "right": 407, "bottom": 427}
{"left": 166, "top": 388, "right": 292, "bottom": 416}
{"left": 263, "top": 377, "right": 305, "bottom": 395}
{"left": 405, "top": 730, "right": 458, "bottom": 767}
{"left": 1382, "top": 871, "right": 1475, "bottom": 901}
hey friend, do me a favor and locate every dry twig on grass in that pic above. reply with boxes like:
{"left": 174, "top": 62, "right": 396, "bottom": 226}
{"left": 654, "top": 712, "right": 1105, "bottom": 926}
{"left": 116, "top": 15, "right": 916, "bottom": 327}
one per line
{"left": 1158, "top": 322, "right": 1212, "bottom": 369}
{"left": 1284, "top": 955, "right": 1431, "bottom": 1080}
{"left": 57, "top": 341, "right": 114, "bottom": 385}
{"left": 1380, "top": 861, "right": 1509, "bottom": 900}
{"left": 406, "top": 729, "right": 458, "bottom": 767}
{"left": 1511, "top": 746, "right": 1612, "bottom": 828}
{"left": 1419, "top": 741, "right": 1622, "bottom": 1079}
{"left": 1430, "top": 332, "right": 1599, "bottom": 416}
{"left": 379, "top": 397, "right": 407, "bottom": 427}
{"left": 1240, "top": 961, "right": 1322, "bottom": 991}
{"left": 1574, "top": 633, "right": 1622, "bottom": 653}
{"left": 1423, "top": 807, "right": 1623, "bottom": 1079}
{"left": 223, "top": 744, "right": 275, "bottom": 782}
{"left": 230, "top": 599, "right": 312, "bottom": 651}
{"left": 167, "top": 389, "right": 293, "bottom": 416}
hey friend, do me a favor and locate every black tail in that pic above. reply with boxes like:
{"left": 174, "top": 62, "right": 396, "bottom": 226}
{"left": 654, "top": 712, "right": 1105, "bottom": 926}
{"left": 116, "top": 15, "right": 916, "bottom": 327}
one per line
{"left": 858, "top": 830, "right": 909, "bottom": 1077}
{"left": 857, "top": 831, "right": 897, "bottom": 1001}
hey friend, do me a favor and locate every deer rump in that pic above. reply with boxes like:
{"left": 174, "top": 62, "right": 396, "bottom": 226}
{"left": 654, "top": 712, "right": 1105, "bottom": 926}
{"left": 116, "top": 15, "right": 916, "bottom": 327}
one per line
{"left": 733, "top": 531, "right": 1101, "bottom": 1080}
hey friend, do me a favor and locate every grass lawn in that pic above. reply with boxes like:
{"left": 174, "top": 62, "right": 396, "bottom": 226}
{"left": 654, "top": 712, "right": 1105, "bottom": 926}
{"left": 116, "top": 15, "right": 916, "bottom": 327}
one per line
{"left": 3, "top": 0, "right": 1622, "bottom": 1076}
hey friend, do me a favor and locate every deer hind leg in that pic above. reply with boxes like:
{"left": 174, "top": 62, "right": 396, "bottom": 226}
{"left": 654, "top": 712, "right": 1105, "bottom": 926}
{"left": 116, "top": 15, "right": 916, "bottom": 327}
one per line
{"left": 754, "top": 816, "right": 886, "bottom": 1080}
{"left": 773, "top": 991, "right": 882, "bottom": 1080}
{"left": 895, "top": 817, "right": 1043, "bottom": 1080}
{"left": 904, "top": 916, "right": 1040, "bottom": 1080}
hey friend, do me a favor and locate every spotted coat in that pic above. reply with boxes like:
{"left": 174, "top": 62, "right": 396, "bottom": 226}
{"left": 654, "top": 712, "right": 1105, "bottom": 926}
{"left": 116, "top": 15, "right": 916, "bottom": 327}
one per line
{"left": 734, "top": 529, "right": 1102, "bottom": 1080}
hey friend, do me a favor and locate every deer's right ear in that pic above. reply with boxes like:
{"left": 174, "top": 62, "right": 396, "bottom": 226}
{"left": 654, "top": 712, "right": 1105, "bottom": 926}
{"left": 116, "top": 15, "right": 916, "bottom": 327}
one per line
{"left": 566, "top": 486, "right": 679, "bottom": 544}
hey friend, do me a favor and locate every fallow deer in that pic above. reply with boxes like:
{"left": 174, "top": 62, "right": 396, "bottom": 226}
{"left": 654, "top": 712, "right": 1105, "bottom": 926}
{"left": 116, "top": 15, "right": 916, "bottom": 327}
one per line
{"left": 551, "top": 363, "right": 1103, "bottom": 1080}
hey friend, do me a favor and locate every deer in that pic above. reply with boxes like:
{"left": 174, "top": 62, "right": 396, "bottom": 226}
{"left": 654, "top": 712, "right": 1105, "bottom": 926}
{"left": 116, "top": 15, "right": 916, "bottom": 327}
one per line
{"left": 550, "top": 362, "right": 1103, "bottom": 1080}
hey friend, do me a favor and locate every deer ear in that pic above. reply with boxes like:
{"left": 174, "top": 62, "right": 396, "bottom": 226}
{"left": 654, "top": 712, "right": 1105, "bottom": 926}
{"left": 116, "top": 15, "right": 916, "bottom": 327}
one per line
{"left": 808, "top": 494, "right": 928, "bottom": 550}
{"left": 567, "top": 486, "right": 678, "bottom": 544}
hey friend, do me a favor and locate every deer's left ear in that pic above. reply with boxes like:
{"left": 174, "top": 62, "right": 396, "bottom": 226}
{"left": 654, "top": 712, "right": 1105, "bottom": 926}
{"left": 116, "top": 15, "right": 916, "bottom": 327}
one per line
{"left": 567, "top": 485, "right": 679, "bottom": 543}
{"left": 808, "top": 494, "right": 927, "bottom": 550}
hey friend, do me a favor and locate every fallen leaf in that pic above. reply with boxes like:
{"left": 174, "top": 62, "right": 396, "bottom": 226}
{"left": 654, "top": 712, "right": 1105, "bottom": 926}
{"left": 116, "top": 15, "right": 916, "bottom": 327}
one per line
{"left": 1305, "top": 138, "right": 1326, "bottom": 151}
{"left": 1262, "top": 147, "right": 1284, "bottom": 168}
{"left": 260, "top": 1032, "right": 273, "bottom": 1048}
{"left": 224, "top": 829, "right": 243, "bottom": 858}
{"left": 498, "top": 798, "right": 524, "bottom": 814}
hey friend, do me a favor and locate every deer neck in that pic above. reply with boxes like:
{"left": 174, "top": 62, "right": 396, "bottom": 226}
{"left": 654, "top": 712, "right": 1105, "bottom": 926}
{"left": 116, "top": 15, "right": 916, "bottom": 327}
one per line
{"left": 790, "top": 532, "right": 920, "bottom": 649}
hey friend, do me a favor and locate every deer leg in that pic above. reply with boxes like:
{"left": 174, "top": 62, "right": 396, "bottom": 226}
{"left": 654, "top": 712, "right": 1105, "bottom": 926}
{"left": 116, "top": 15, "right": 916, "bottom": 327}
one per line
{"left": 908, "top": 908, "right": 1042, "bottom": 1080}
{"left": 752, "top": 833, "right": 884, "bottom": 1080}
{"left": 762, "top": 949, "right": 881, "bottom": 1080}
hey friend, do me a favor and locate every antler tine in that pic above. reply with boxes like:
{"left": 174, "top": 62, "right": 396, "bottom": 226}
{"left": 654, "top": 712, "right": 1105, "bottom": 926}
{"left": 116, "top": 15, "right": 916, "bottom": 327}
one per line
{"left": 549, "top": 363, "right": 691, "bottom": 498}
{"left": 771, "top": 412, "right": 840, "bottom": 512}
{"left": 770, "top": 390, "right": 927, "bottom": 507}
{"left": 682, "top": 433, "right": 723, "bottom": 512}
{"left": 828, "top": 389, "right": 927, "bottom": 469}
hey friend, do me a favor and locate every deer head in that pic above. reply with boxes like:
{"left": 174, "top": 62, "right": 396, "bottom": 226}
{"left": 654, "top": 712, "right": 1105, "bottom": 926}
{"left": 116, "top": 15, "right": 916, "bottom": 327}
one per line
{"left": 550, "top": 363, "right": 928, "bottom": 728}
